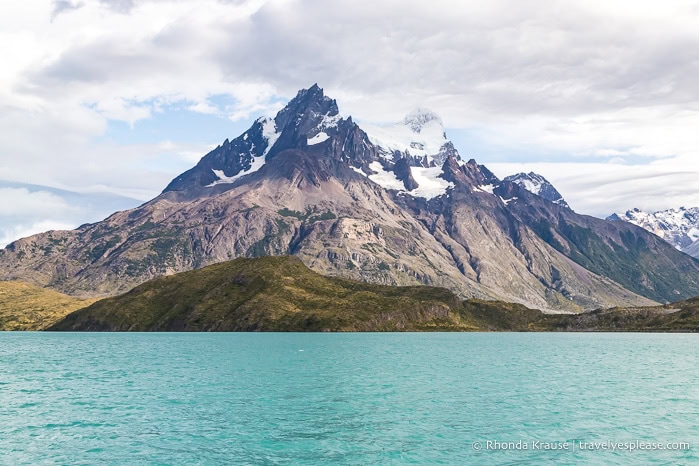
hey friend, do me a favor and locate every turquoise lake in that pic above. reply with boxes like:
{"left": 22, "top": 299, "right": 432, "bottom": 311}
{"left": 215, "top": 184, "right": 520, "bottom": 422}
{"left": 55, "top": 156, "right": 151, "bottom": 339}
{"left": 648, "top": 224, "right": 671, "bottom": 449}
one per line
{"left": 1, "top": 333, "right": 698, "bottom": 465}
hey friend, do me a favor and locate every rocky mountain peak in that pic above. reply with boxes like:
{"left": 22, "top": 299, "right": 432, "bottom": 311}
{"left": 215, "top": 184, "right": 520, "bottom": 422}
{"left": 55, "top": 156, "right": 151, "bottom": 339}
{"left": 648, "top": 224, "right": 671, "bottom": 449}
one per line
{"left": 262, "top": 84, "right": 345, "bottom": 161}
{"left": 503, "top": 172, "right": 569, "bottom": 208}
{"left": 272, "top": 84, "right": 340, "bottom": 136}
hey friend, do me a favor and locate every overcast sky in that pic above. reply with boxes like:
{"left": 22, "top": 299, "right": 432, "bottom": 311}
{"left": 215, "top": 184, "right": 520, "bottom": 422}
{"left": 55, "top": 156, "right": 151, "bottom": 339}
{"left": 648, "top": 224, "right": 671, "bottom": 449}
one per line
{"left": 2, "top": 0, "right": 699, "bottom": 245}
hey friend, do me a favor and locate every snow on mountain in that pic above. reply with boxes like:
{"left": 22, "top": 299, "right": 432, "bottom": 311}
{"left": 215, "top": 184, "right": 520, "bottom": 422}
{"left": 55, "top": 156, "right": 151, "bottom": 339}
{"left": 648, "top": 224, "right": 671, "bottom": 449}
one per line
{"left": 260, "top": 117, "right": 280, "bottom": 156}
{"left": 608, "top": 207, "right": 699, "bottom": 258}
{"left": 307, "top": 132, "right": 329, "bottom": 145}
{"left": 475, "top": 184, "right": 495, "bottom": 194}
{"left": 361, "top": 108, "right": 454, "bottom": 167}
{"left": 367, "top": 161, "right": 405, "bottom": 191}
{"left": 361, "top": 161, "right": 453, "bottom": 200}
{"left": 409, "top": 167, "right": 454, "bottom": 199}
{"left": 503, "top": 172, "right": 570, "bottom": 208}
{"left": 206, "top": 117, "right": 279, "bottom": 187}
{"left": 207, "top": 157, "right": 265, "bottom": 187}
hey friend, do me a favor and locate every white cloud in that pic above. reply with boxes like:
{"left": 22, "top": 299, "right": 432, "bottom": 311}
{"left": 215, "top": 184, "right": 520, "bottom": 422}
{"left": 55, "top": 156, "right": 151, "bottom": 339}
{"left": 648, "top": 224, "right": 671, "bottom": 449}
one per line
{"left": 0, "top": 183, "right": 141, "bottom": 247}
{"left": 0, "top": 187, "right": 82, "bottom": 248}
{"left": 0, "top": 220, "right": 78, "bottom": 249}
{"left": 0, "top": 188, "right": 77, "bottom": 217}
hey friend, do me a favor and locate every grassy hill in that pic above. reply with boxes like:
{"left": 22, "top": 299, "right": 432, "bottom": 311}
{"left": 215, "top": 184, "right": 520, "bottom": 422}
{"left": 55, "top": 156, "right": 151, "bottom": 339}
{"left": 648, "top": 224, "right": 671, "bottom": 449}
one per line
{"left": 44, "top": 256, "right": 699, "bottom": 332}
{"left": 49, "top": 256, "right": 544, "bottom": 331}
{"left": 0, "top": 281, "right": 98, "bottom": 330}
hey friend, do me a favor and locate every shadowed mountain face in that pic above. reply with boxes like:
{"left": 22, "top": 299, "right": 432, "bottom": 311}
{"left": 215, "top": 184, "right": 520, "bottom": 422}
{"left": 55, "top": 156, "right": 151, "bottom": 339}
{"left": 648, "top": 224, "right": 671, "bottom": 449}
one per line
{"left": 2, "top": 85, "right": 699, "bottom": 311}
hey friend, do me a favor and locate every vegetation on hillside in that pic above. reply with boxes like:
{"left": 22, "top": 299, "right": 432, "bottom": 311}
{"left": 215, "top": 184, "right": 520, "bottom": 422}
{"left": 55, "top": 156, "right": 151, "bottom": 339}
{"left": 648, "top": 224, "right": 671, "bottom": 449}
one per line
{"left": 50, "top": 256, "right": 544, "bottom": 331}
{"left": 0, "top": 256, "right": 691, "bottom": 332}
{"left": 48, "top": 256, "right": 699, "bottom": 332}
{"left": 0, "top": 282, "right": 98, "bottom": 330}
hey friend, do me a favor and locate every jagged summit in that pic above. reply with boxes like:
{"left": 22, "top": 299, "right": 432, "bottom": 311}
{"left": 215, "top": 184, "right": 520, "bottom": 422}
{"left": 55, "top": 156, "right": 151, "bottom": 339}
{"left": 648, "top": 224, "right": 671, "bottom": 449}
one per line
{"left": 503, "top": 172, "right": 570, "bottom": 208}
{"left": 162, "top": 85, "right": 464, "bottom": 201}
{"left": 162, "top": 85, "right": 345, "bottom": 197}
{"left": 267, "top": 84, "right": 342, "bottom": 158}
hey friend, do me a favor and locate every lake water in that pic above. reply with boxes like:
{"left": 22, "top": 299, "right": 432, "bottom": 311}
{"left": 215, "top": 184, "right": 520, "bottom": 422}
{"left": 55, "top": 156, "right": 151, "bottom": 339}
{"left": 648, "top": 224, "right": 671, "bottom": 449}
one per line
{"left": 1, "top": 333, "right": 698, "bottom": 465}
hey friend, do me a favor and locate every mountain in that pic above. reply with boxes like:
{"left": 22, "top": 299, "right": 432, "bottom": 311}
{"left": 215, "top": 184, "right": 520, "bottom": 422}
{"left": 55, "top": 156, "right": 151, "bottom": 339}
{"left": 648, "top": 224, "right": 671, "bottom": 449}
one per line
{"left": 0, "top": 281, "right": 97, "bottom": 330}
{"left": 503, "top": 172, "right": 570, "bottom": 208}
{"left": 48, "top": 256, "right": 699, "bottom": 332}
{"left": 608, "top": 207, "right": 699, "bottom": 258}
{"left": 2, "top": 84, "right": 699, "bottom": 311}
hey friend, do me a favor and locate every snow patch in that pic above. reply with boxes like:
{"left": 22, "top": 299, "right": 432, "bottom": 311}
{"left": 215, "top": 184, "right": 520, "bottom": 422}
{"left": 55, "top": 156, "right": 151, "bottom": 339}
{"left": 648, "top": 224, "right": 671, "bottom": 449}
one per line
{"left": 500, "top": 196, "right": 518, "bottom": 206}
{"left": 206, "top": 116, "right": 281, "bottom": 187}
{"left": 361, "top": 162, "right": 452, "bottom": 200}
{"left": 520, "top": 179, "right": 542, "bottom": 195}
{"left": 261, "top": 117, "right": 280, "bottom": 157}
{"left": 207, "top": 155, "right": 266, "bottom": 187}
{"left": 367, "top": 161, "right": 404, "bottom": 191}
{"left": 410, "top": 167, "right": 453, "bottom": 199}
{"left": 475, "top": 184, "right": 495, "bottom": 194}
{"left": 319, "top": 113, "right": 341, "bottom": 130}
{"left": 307, "top": 132, "right": 329, "bottom": 145}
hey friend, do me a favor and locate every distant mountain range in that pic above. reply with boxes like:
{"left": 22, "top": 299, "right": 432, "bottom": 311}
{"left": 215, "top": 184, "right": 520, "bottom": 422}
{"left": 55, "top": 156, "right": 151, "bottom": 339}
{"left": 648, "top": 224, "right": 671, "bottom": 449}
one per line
{"left": 2, "top": 84, "right": 699, "bottom": 311}
{"left": 608, "top": 207, "right": 699, "bottom": 258}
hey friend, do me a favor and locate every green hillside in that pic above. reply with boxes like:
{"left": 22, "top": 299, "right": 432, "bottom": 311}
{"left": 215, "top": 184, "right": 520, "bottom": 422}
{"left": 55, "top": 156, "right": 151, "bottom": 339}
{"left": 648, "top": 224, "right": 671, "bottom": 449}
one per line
{"left": 49, "top": 256, "right": 542, "bottom": 331}
{"left": 47, "top": 256, "right": 699, "bottom": 332}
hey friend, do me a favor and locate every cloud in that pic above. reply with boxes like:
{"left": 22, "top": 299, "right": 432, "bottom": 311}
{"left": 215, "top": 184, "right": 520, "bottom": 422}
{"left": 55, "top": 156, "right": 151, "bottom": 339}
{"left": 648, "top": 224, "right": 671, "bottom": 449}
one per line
{"left": 0, "top": 187, "right": 82, "bottom": 248}
{"left": 0, "top": 188, "right": 78, "bottom": 217}
{"left": 1, "top": 0, "right": 699, "bottom": 223}
{"left": 0, "top": 221, "right": 78, "bottom": 249}
{"left": 0, "top": 184, "right": 141, "bottom": 247}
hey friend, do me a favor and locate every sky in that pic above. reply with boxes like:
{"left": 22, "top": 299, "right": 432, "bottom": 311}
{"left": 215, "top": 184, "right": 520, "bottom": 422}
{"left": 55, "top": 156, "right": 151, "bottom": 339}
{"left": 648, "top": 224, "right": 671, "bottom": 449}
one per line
{"left": 2, "top": 0, "right": 699, "bottom": 246}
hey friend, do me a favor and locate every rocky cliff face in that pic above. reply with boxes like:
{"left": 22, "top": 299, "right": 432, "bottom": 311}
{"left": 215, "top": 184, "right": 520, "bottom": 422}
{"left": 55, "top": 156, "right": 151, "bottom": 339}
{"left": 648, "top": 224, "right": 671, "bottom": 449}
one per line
{"left": 2, "top": 85, "right": 699, "bottom": 310}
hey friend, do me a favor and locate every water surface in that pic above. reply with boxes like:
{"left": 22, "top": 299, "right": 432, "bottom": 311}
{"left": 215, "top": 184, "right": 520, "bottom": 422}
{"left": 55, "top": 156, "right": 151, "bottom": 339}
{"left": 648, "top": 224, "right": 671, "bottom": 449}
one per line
{"left": 1, "top": 333, "right": 697, "bottom": 464}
